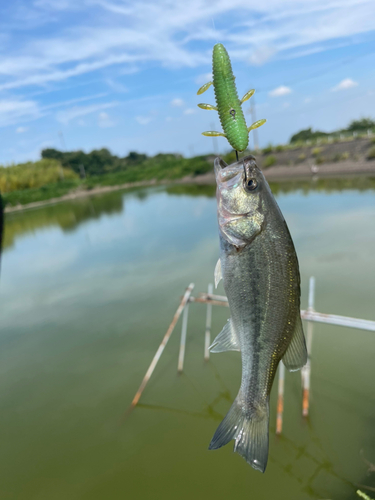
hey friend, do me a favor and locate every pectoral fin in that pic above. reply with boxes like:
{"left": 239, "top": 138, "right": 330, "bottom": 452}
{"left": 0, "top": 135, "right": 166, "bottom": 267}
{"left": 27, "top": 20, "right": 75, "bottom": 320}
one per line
{"left": 210, "top": 319, "right": 240, "bottom": 353}
{"left": 214, "top": 258, "right": 222, "bottom": 288}
{"left": 248, "top": 119, "right": 266, "bottom": 132}
{"left": 282, "top": 316, "right": 307, "bottom": 371}
{"left": 197, "top": 81, "right": 213, "bottom": 95}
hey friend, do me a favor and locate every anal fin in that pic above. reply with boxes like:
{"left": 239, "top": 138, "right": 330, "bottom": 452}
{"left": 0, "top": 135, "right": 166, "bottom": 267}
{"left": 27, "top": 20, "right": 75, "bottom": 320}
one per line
{"left": 282, "top": 315, "right": 307, "bottom": 371}
{"left": 214, "top": 258, "right": 222, "bottom": 288}
{"left": 210, "top": 319, "right": 240, "bottom": 353}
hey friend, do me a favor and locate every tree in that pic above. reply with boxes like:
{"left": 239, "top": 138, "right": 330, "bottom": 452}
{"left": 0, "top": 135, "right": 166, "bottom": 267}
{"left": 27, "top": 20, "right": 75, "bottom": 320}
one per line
{"left": 290, "top": 128, "right": 328, "bottom": 143}
{"left": 41, "top": 148, "right": 64, "bottom": 161}
{"left": 347, "top": 118, "right": 375, "bottom": 132}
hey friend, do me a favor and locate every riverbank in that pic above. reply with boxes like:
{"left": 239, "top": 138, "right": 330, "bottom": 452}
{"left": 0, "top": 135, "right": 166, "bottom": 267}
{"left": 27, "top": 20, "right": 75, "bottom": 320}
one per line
{"left": 4, "top": 159, "right": 375, "bottom": 214}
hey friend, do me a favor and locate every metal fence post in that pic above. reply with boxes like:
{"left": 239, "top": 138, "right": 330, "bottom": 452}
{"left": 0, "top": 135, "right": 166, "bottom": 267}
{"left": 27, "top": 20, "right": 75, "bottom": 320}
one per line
{"left": 204, "top": 284, "right": 213, "bottom": 361}
{"left": 301, "top": 276, "right": 315, "bottom": 417}
{"left": 178, "top": 301, "right": 190, "bottom": 373}
{"left": 276, "top": 362, "right": 285, "bottom": 434}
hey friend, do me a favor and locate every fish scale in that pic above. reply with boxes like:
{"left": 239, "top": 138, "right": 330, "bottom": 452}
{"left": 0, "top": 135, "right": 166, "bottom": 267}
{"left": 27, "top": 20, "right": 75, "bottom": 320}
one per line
{"left": 212, "top": 44, "right": 249, "bottom": 152}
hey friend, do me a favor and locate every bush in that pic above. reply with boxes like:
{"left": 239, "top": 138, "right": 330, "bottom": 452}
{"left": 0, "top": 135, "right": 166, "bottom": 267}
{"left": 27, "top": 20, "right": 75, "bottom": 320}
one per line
{"left": 315, "top": 156, "right": 325, "bottom": 164}
{"left": 0, "top": 159, "right": 78, "bottom": 193}
{"left": 366, "top": 146, "right": 375, "bottom": 160}
{"left": 290, "top": 127, "right": 328, "bottom": 143}
{"left": 263, "top": 155, "right": 276, "bottom": 168}
{"left": 297, "top": 153, "right": 306, "bottom": 162}
{"left": 312, "top": 147, "right": 322, "bottom": 157}
{"left": 332, "top": 153, "right": 342, "bottom": 162}
{"left": 275, "top": 145, "right": 284, "bottom": 152}
{"left": 262, "top": 145, "right": 273, "bottom": 155}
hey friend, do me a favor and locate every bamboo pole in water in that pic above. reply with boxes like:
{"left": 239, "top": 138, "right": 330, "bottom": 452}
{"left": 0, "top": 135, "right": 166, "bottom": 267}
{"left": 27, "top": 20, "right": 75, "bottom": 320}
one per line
{"left": 127, "top": 283, "right": 195, "bottom": 413}
{"left": 301, "top": 276, "right": 315, "bottom": 417}
{"left": 177, "top": 302, "right": 190, "bottom": 373}
{"left": 204, "top": 284, "right": 213, "bottom": 361}
{"left": 276, "top": 362, "right": 285, "bottom": 435}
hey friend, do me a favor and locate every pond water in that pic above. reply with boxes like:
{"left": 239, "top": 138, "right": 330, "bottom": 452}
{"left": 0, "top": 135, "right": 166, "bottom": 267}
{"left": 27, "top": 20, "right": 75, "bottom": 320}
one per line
{"left": 1, "top": 179, "right": 375, "bottom": 500}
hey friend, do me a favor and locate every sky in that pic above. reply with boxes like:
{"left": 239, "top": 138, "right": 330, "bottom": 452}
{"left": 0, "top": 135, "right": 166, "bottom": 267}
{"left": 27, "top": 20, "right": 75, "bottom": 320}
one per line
{"left": 1, "top": 0, "right": 375, "bottom": 164}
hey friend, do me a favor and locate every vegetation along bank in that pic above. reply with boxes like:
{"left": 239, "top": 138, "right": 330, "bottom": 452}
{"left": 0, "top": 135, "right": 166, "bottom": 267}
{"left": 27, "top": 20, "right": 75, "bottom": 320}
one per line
{"left": 2, "top": 118, "right": 375, "bottom": 211}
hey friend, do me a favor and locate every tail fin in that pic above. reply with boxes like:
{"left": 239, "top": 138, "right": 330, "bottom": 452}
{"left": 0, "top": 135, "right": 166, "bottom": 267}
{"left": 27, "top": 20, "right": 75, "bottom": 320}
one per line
{"left": 208, "top": 394, "right": 269, "bottom": 473}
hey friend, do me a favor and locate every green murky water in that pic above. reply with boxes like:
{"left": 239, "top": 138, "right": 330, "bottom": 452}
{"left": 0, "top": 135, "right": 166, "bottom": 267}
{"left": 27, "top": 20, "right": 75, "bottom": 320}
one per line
{"left": 1, "top": 179, "right": 375, "bottom": 499}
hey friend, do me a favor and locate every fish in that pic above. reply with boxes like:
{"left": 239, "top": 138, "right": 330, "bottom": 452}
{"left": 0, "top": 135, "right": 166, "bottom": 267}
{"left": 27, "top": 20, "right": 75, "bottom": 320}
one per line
{"left": 209, "top": 154, "right": 307, "bottom": 473}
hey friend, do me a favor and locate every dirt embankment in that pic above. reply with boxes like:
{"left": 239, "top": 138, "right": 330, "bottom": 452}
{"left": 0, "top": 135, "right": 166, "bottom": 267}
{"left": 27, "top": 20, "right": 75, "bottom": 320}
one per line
{"left": 185, "top": 137, "right": 375, "bottom": 184}
{"left": 258, "top": 137, "right": 375, "bottom": 179}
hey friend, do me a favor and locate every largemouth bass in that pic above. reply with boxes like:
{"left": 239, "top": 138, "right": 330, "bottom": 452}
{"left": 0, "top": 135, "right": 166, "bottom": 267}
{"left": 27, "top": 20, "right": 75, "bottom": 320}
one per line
{"left": 209, "top": 155, "right": 307, "bottom": 473}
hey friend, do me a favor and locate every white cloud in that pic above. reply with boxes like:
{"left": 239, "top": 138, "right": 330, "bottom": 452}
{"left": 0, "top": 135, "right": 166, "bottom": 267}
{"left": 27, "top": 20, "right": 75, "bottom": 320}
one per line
{"left": 42, "top": 93, "right": 108, "bottom": 111}
{"left": 165, "top": 116, "right": 173, "bottom": 122}
{"left": 98, "top": 111, "right": 115, "bottom": 128}
{"left": 249, "top": 46, "right": 276, "bottom": 65}
{"left": 105, "top": 78, "right": 128, "bottom": 93}
{"left": 1, "top": 0, "right": 375, "bottom": 92}
{"left": 331, "top": 78, "right": 358, "bottom": 91}
{"left": 269, "top": 85, "right": 292, "bottom": 97}
{"left": 304, "top": 97, "right": 312, "bottom": 103}
{"left": 195, "top": 72, "right": 213, "bottom": 85}
{"left": 16, "top": 126, "right": 28, "bottom": 133}
{"left": 171, "top": 98, "right": 184, "bottom": 107}
{"left": 0, "top": 99, "right": 41, "bottom": 127}
{"left": 56, "top": 102, "right": 117, "bottom": 124}
{"left": 135, "top": 115, "right": 152, "bottom": 125}
{"left": 184, "top": 108, "right": 196, "bottom": 115}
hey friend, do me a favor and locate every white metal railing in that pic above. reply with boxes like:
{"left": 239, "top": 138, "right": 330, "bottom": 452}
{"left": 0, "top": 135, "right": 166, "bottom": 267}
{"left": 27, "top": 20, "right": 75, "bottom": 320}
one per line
{"left": 126, "top": 278, "right": 375, "bottom": 435}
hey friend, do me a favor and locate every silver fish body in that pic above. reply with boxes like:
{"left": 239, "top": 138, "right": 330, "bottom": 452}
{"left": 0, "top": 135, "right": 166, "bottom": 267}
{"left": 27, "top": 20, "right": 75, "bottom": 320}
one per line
{"left": 209, "top": 155, "right": 307, "bottom": 473}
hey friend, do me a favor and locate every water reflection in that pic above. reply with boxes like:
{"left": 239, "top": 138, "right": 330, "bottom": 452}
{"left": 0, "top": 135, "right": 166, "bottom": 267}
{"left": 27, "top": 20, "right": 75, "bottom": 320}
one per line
{"left": 269, "top": 175, "right": 375, "bottom": 196}
{"left": 166, "top": 175, "right": 375, "bottom": 198}
{"left": 0, "top": 193, "right": 3, "bottom": 261}
{"left": 166, "top": 184, "right": 216, "bottom": 198}
{"left": 3, "top": 191, "right": 125, "bottom": 250}
{"left": 4, "top": 176, "right": 375, "bottom": 252}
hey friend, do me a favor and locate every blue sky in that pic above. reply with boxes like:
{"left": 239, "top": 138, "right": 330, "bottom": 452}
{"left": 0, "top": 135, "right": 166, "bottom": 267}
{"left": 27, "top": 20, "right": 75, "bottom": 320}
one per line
{"left": 1, "top": 0, "right": 375, "bottom": 164}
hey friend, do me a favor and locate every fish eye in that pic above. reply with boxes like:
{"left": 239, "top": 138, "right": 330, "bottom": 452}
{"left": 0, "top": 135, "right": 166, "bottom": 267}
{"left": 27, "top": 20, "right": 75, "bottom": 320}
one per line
{"left": 244, "top": 178, "right": 258, "bottom": 192}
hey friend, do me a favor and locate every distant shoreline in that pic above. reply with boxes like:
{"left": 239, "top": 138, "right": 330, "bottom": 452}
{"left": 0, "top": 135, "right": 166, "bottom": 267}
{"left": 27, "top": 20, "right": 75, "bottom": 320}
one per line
{"left": 5, "top": 160, "right": 375, "bottom": 214}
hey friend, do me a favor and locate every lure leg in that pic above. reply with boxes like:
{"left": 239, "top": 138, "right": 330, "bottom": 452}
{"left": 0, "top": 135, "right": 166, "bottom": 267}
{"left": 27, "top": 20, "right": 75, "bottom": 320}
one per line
{"left": 202, "top": 131, "right": 226, "bottom": 137}
{"left": 248, "top": 119, "right": 266, "bottom": 132}
{"left": 198, "top": 103, "right": 218, "bottom": 111}
{"left": 197, "top": 81, "right": 213, "bottom": 95}
{"left": 240, "top": 89, "right": 255, "bottom": 104}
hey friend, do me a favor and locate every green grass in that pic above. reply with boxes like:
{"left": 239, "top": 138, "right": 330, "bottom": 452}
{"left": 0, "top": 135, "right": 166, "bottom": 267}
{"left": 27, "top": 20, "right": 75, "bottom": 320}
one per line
{"left": 3, "top": 180, "right": 81, "bottom": 207}
{"left": 2, "top": 156, "right": 213, "bottom": 207}
{"left": 263, "top": 155, "right": 277, "bottom": 168}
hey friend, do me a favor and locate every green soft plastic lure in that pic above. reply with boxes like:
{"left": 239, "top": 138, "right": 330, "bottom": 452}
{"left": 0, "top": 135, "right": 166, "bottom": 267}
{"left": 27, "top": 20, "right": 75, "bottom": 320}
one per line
{"left": 197, "top": 43, "right": 266, "bottom": 153}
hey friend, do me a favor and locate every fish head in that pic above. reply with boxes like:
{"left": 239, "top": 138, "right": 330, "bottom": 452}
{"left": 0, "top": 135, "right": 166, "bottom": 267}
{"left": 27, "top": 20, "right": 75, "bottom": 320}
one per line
{"left": 215, "top": 155, "right": 266, "bottom": 247}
